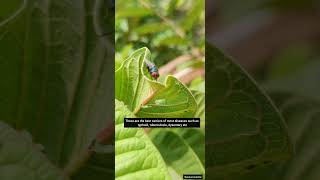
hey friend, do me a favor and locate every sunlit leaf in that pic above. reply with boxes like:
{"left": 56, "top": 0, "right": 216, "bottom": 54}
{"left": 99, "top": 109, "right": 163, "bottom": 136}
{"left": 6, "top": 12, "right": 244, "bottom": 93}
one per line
{"left": 150, "top": 129, "right": 205, "bottom": 179}
{"left": 115, "top": 99, "right": 171, "bottom": 180}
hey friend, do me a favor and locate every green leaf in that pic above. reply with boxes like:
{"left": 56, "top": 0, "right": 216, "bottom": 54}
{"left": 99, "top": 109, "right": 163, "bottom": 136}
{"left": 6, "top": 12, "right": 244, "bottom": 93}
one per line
{"left": 166, "top": 0, "right": 178, "bottom": 14}
{"left": 116, "top": 7, "right": 153, "bottom": 18}
{"left": 0, "top": 122, "right": 68, "bottom": 180}
{"left": 173, "top": 128, "right": 205, "bottom": 164}
{"left": 115, "top": 47, "right": 197, "bottom": 118}
{"left": 133, "top": 22, "right": 169, "bottom": 35}
{"left": 149, "top": 129, "right": 205, "bottom": 179}
{"left": 136, "top": 76, "right": 197, "bottom": 118}
{"left": 239, "top": 92, "right": 320, "bottom": 180}
{"left": 115, "top": 47, "right": 163, "bottom": 111}
{"left": 70, "top": 143, "right": 114, "bottom": 180}
{"left": 156, "top": 36, "right": 188, "bottom": 47}
{"left": 269, "top": 93, "right": 320, "bottom": 180}
{"left": 205, "top": 43, "right": 293, "bottom": 179}
{"left": 180, "top": 0, "right": 204, "bottom": 31}
{"left": 189, "top": 78, "right": 205, "bottom": 92}
{"left": 115, "top": 99, "right": 171, "bottom": 180}
{"left": 0, "top": 0, "right": 115, "bottom": 178}
{"left": 0, "top": 0, "right": 23, "bottom": 26}
{"left": 192, "top": 90, "right": 205, "bottom": 128}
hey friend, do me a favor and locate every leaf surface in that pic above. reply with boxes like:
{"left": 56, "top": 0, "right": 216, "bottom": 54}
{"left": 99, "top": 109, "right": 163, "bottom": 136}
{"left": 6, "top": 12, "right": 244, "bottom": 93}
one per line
{"left": 205, "top": 43, "right": 292, "bottom": 179}
{"left": 234, "top": 93, "right": 320, "bottom": 180}
{"left": 0, "top": 0, "right": 114, "bottom": 169}
{"left": 115, "top": 99, "right": 171, "bottom": 180}
{"left": 0, "top": 122, "right": 68, "bottom": 180}
{"left": 115, "top": 47, "right": 163, "bottom": 111}
{"left": 150, "top": 129, "right": 205, "bottom": 180}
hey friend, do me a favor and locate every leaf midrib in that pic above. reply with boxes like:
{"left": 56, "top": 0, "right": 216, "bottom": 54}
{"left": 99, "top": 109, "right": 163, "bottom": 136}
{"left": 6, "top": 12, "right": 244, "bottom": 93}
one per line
{"left": 57, "top": 0, "right": 88, "bottom": 164}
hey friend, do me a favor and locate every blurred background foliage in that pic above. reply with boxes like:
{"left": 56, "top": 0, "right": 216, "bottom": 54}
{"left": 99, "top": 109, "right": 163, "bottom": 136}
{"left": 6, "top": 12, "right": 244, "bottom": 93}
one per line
{"left": 115, "top": 0, "right": 204, "bottom": 89}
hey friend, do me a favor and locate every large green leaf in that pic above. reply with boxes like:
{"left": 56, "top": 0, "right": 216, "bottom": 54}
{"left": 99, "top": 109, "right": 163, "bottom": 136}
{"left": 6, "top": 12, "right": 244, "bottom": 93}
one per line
{"left": 115, "top": 99, "right": 171, "bottom": 180}
{"left": 205, "top": 43, "right": 293, "bottom": 179}
{"left": 0, "top": 0, "right": 114, "bottom": 179}
{"left": 172, "top": 128, "right": 205, "bottom": 164}
{"left": 150, "top": 129, "right": 205, "bottom": 180}
{"left": 0, "top": 121, "right": 68, "bottom": 180}
{"left": 235, "top": 92, "right": 320, "bottom": 180}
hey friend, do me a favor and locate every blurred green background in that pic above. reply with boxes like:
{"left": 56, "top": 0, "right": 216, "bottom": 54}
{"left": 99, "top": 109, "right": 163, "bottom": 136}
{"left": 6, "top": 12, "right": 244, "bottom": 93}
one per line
{"left": 116, "top": 0, "right": 204, "bottom": 90}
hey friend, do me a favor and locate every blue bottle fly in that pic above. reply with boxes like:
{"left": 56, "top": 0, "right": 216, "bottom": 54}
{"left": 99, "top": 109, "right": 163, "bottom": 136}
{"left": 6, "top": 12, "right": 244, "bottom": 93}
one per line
{"left": 145, "top": 61, "right": 159, "bottom": 80}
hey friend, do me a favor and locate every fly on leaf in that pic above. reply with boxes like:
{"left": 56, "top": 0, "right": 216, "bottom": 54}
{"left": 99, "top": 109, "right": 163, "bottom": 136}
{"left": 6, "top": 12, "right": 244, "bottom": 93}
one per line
{"left": 145, "top": 61, "right": 159, "bottom": 80}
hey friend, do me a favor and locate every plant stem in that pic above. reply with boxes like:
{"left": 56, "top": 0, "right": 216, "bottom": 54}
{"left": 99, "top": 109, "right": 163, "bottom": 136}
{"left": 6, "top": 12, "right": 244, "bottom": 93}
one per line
{"left": 63, "top": 121, "right": 114, "bottom": 177}
{"left": 63, "top": 150, "right": 93, "bottom": 177}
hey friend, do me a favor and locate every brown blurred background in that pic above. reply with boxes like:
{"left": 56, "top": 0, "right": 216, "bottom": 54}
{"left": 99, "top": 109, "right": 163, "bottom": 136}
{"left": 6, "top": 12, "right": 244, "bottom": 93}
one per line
{"left": 206, "top": 0, "right": 320, "bottom": 75}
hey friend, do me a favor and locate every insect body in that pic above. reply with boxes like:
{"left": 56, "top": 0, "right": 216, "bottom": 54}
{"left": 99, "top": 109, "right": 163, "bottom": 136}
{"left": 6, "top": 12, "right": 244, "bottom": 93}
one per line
{"left": 145, "top": 61, "right": 159, "bottom": 80}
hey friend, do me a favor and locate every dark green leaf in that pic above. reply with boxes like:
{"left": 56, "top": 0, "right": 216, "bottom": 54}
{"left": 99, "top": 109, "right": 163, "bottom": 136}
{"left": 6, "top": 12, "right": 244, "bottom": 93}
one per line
{"left": 0, "top": 1, "right": 114, "bottom": 178}
{"left": 0, "top": 122, "right": 68, "bottom": 180}
{"left": 205, "top": 43, "right": 292, "bottom": 179}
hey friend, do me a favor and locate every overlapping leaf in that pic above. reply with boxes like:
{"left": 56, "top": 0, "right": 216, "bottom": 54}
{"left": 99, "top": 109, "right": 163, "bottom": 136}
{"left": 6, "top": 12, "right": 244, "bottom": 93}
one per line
{"left": 234, "top": 92, "right": 320, "bottom": 180}
{"left": 0, "top": 0, "right": 115, "bottom": 179}
{"left": 0, "top": 122, "right": 68, "bottom": 180}
{"left": 205, "top": 43, "right": 293, "bottom": 179}
{"left": 192, "top": 90, "right": 205, "bottom": 128}
{"left": 270, "top": 93, "right": 320, "bottom": 180}
{"left": 149, "top": 129, "right": 205, "bottom": 179}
